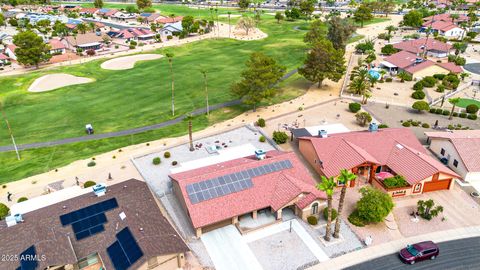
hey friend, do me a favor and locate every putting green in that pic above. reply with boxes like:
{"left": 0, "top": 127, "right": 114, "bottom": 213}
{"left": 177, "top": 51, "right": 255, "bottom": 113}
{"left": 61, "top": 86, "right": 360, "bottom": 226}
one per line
{"left": 457, "top": 98, "right": 480, "bottom": 108}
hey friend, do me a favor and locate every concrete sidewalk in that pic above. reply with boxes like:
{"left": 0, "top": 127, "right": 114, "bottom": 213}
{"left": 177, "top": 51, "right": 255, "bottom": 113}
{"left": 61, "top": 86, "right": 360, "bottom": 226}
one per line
{"left": 310, "top": 225, "right": 480, "bottom": 270}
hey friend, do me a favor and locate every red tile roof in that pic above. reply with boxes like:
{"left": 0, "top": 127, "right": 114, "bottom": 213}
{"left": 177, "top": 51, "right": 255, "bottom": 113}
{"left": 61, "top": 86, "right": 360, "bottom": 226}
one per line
{"left": 436, "top": 61, "right": 463, "bottom": 73}
{"left": 49, "top": 39, "right": 65, "bottom": 50}
{"left": 105, "top": 9, "right": 118, "bottom": 17}
{"left": 80, "top": 7, "right": 98, "bottom": 14}
{"left": 424, "top": 20, "right": 463, "bottom": 32}
{"left": 425, "top": 130, "right": 480, "bottom": 172}
{"left": 404, "top": 60, "right": 436, "bottom": 74}
{"left": 170, "top": 151, "right": 325, "bottom": 229}
{"left": 156, "top": 16, "right": 183, "bottom": 24}
{"left": 392, "top": 38, "right": 452, "bottom": 54}
{"left": 384, "top": 51, "right": 461, "bottom": 74}
{"left": 424, "top": 13, "right": 469, "bottom": 23}
{"left": 300, "top": 128, "right": 458, "bottom": 185}
{"left": 384, "top": 50, "right": 424, "bottom": 69}
{"left": 6, "top": 44, "right": 16, "bottom": 52}
{"left": 0, "top": 53, "right": 8, "bottom": 60}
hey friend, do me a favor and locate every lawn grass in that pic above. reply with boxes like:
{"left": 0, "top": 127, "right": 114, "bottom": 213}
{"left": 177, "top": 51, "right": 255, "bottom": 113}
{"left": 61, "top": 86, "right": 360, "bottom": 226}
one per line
{"left": 456, "top": 98, "right": 480, "bottom": 109}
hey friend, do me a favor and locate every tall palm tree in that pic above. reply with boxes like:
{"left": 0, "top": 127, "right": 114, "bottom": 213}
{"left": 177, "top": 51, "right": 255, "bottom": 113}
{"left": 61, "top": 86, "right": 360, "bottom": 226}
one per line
{"left": 200, "top": 69, "right": 209, "bottom": 116}
{"left": 349, "top": 68, "right": 372, "bottom": 104}
{"left": 317, "top": 176, "right": 336, "bottom": 242}
{"left": 333, "top": 169, "right": 357, "bottom": 238}
{"left": 185, "top": 113, "right": 194, "bottom": 151}
{"left": 448, "top": 97, "right": 460, "bottom": 120}
{"left": 385, "top": 25, "right": 397, "bottom": 38}
{"left": 166, "top": 52, "right": 175, "bottom": 116}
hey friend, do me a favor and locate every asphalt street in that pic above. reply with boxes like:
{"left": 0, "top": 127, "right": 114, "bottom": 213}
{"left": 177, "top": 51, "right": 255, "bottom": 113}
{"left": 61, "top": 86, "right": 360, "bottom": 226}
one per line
{"left": 345, "top": 237, "right": 480, "bottom": 270}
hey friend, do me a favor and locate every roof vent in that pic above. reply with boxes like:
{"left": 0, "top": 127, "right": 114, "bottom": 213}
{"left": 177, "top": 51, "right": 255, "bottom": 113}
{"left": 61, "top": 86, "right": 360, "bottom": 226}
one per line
{"left": 395, "top": 143, "right": 404, "bottom": 149}
{"left": 255, "top": 149, "right": 266, "bottom": 160}
{"left": 369, "top": 123, "right": 378, "bottom": 132}
{"left": 92, "top": 183, "right": 106, "bottom": 197}
{"left": 6, "top": 214, "right": 23, "bottom": 227}
{"left": 318, "top": 129, "right": 328, "bottom": 138}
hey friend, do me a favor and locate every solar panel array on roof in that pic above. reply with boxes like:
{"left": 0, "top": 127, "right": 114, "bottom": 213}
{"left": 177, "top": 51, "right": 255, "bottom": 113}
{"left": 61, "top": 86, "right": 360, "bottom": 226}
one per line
{"left": 59, "top": 198, "right": 118, "bottom": 240}
{"left": 186, "top": 160, "right": 293, "bottom": 204}
{"left": 16, "top": 245, "right": 38, "bottom": 270}
{"left": 107, "top": 227, "right": 144, "bottom": 270}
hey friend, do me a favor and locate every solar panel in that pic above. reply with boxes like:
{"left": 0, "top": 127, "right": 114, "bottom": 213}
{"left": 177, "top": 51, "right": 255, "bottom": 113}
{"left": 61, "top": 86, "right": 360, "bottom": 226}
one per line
{"left": 17, "top": 245, "right": 38, "bottom": 270}
{"left": 107, "top": 227, "right": 144, "bottom": 270}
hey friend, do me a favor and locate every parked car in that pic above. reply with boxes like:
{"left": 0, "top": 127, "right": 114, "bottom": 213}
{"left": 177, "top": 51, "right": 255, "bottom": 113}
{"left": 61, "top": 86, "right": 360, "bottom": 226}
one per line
{"left": 399, "top": 241, "right": 439, "bottom": 265}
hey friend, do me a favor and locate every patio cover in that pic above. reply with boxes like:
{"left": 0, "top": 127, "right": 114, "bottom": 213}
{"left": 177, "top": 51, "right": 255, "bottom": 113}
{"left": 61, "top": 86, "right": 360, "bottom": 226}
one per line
{"left": 380, "top": 61, "right": 397, "bottom": 68}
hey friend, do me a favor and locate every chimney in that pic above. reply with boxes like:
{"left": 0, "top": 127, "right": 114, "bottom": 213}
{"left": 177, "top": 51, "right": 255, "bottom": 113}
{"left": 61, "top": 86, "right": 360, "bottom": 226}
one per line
{"left": 255, "top": 149, "right": 266, "bottom": 160}
{"left": 318, "top": 130, "right": 328, "bottom": 138}
{"left": 369, "top": 123, "right": 378, "bottom": 132}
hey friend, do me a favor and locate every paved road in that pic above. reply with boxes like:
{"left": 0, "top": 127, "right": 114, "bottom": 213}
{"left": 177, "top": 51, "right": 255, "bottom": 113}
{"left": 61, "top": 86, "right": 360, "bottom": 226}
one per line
{"left": 345, "top": 237, "right": 480, "bottom": 270}
{"left": 0, "top": 69, "right": 298, "bottom": 152}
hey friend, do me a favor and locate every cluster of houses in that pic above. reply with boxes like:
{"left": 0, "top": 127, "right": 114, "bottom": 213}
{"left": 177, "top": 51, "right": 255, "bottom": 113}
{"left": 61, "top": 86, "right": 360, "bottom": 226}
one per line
{"left": 420, "top": 13, "right": 469, "bottom": 38}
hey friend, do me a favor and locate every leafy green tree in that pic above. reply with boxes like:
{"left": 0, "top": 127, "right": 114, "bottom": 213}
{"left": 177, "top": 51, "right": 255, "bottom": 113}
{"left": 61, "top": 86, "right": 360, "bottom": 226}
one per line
{"left": 53, "top": 21, "right": 68, "bottom": 37}
{"left": 274, "top": 11, "right": 284, "bottom": 23}
{"left": 412, "top": 101, "right": 430, "bottom": 112}
{"left": 231, "top": 52, "right": 286, "bottom": 111}
{"left": 13, "top": 30, "right": 51, "bottom": 68}
{"left": 94, "top": 0, "right": 103, "bottom": 8}
{"left": 317, "top": 176, "right": 336, "bottom": 241}
{"left": 327, "top": 16, "right": 356, "bottom": 50}
{"left": 381, "top": 44, "right": 398, "bottom": 55}
{"left": 385, "top": 25, "right": 397, "bottom": 40}
{"left": 182, "top": 15, "right": 195, "bottom": 34}
{"left": 299, "top": 0, "right": 315, "bottom": 19}
{"left": 0, "top": 203, "right": 9, "bottom": 220}
{"left": 285, "top": 8, "right": 301, "bottom": 21}
{"left": 448, "top": 97, "right": 460, "bottom": 120}
{"left": 126, "top": 5, "right": 139, "bottom": 13}
{"left": 353, "top": 4, "right": 373, "bottom": 27}
{"left": 299, "top": 38, "right": 346, "bottom": 88}
{"left": 379, "top": 0, "right": 396, "bottom": 17}
{"left": 76, "top": 23, "right": 87, "bottom": 34}
{"left": 334, "top": 169, "right": 357, "bottom": 238}
{"left": 356, "top": 186, "right": 394, "bottom": 223}
{"left": 304, "top": 19, "right": 327, "bottom": 44}
{"left": 136, "top": 0, "right": 152, "bottom": 10}
{"left": 417, "top": 199, "right": 443, "bottom": 220}
{"left": 0, "top": 13, "right": 4, "bottom": 27}
{"left": 355, "top": 111, "right": 372, "bottom": 126}
{"left": 238, "top": 0, "right": 250, "bottom": 10}
{"left": 402, "top": 10, "right": 423, "bottom": 28}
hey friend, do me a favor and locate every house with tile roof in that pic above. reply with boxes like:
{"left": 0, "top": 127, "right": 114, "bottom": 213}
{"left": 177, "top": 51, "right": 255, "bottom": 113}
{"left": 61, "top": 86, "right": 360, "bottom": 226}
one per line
{"left": 48, "top": 38, "right": 66, "bottom": 55}
{"left": 5, "top": 43, "right": 17, "bottom": 60}
{"left": 0, "top": 179, "right": 189, "bottom": 270}
{"left": 392, "top": 38, "right": 452, "bottom": 58}
{"left": 110, "top": 28, "right": 156, "bottom": 42}
{"left": 421, "top": 13, "right": 468, "bottom": 38}
{"left": 425, "top": 130, "right": 480, "bottom": 184}
{"left": 380, "top": 50, "right": 462, "bottom": 78}
{"left": 298, "top": 127, "right": 459, "bottom": 198}
{"left": 170, "top": 150, "right": 326, "bottom": 237}
{"left": 0, "top": 53, "right": 9, "bottom": 65}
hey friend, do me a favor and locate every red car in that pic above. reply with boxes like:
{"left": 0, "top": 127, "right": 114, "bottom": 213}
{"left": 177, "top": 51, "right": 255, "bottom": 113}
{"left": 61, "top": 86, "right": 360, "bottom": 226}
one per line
{"left": 399, "top": 241, "right": 439, "bottom": 265}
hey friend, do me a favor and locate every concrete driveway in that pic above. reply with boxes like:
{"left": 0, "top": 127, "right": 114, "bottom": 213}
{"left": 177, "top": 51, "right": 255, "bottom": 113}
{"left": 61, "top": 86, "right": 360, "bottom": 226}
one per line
{"left": 201, "top": 225, "right": 263, "bottom": 270}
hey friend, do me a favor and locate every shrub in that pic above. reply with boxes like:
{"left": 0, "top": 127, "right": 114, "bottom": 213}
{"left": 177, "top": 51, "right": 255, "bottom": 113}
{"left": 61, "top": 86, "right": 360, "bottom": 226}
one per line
{"left": 307, "top": 215, "right": 318, "bottom": 225}
{"left": 355, "top": 111, "right": 372, "bottom": 127}
{"left": 421, "top": 76, "right": 436, "bottom": 88}
{"left": 417, "top": 199, "right": 443, "bottom": 220}
{"left": 256, "top": 118, "right": 266, "bottom": 127}
{"left": 448, "top": 124, "right": 455, "bottom": 130}
{"left": 349, "top": 102, "right": 361, "bottom": 113}
{"left": 167, "top": 35, "right": 173, "bottom": 40}
{"left": 466, "top": 104, "right": 479, "bottom": 114}
{"left": 172, "top": 161, "right": 178, "bottom": 166}
{"left": 412, "top": 101, "right": 430, "bottom": 112}
{"left": 381, "top": 44, "right": 398, "bottom": 55}
{"left": 383, "top": 175, "right": 409, "bottom": 188}
{"left": 402, "top": 122, "right": 411, "bottom": 127}
{"left": 443, "top": 74, "right": 460, "bottom": 89}
{"left": 0, "top": 203, "right": 9, "bottom": 220}
{"left": 152, "top": 157, "right": 161, "bottom": 165}
{"left": 413, "top": 81, "right": 424, "bottom": 91}
{"left": 411, "top": 121, "right": 419, "bottom": 126}
{"left": 323, "top": 207, "right": 338, "bottom": 221}
{"left": 435, "top": 108, "right": 443, "bottom": 114}
{"left": 433, "top": 74, "right": 446, "bottom": 80}
{"left": 356, "top": 187, "right": 394, "bottom": 223}
{"left": 436, "top": 84, "right": 445, "bottom": 93}
{"left": 272, "top": 131, "right": 289, "bottom": 144}
{"left": 468, "top": 114, "right": 477, "bottom": 120}
{"left": 378, "top": 124, "right": 389, "bottom": 128}
{"left": 453, "top": 112, "right": 458, "bottom": 117}
{"left": 2, "top": 185, "right": 6, "bottom": 189}
{"left": 17, "top": 197, "right": 28, "bottom": 203}
{"left": 385, "top": 77, "right": 393, "bottom": 82}
{"left": 83, "top": 181, "right": 96, "bottom": 188}
{"left": 348, "top": 210, "right": 365, "bottom": 227}
{"left": 422, "top": 123, "right": 430, "bottom": 128}
{"left": 411, "top": 91, "right": 425, "bottom": 100}
{"left": 163, "top": 152, "right": 171, "bottom": 158}
{"left": 259, "top": 135, "right": 266, "bottom": 142}
{"left": 87, "top": 161, "right": 96, "bottom": 167}
{"left": 442, "top": 110, "right": 450, "bottom": 116}
{"left": 129, "top": 44, "right": 136, "bottom": 49}
{"left": 459, "top": 112, "right": 467, "bottom": 118}
{"left": 429, "top": 108, "right": 436, "bottom": 113}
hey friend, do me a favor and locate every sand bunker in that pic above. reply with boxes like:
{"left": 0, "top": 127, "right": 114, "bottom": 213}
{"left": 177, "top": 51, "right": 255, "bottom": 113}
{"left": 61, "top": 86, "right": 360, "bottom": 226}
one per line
{"left": 28, "top": 73, "right": 94, "bottom": 92}
{"left": 100, "top": 54, "right": 163, "bottom": 70}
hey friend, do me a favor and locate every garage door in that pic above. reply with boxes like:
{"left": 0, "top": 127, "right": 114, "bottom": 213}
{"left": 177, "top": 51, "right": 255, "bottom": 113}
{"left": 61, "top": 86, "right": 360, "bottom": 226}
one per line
{"left": 423, "top": 179, "right": 451, "bottom": 192}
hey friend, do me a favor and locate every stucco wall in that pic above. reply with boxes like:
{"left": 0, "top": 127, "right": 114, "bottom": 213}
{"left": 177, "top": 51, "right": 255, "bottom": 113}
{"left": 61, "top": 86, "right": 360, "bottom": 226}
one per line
{"left": 298, "top": 139, "right": 323, "bottom": 177}
{"left": 428, "top": 139, "right": 469, "bottom": 180}
{"left": 300, "top": 200, "right": 327, "bottom": 220}
{"left": 411, "top": 65, "right": 450, "bottom": 79}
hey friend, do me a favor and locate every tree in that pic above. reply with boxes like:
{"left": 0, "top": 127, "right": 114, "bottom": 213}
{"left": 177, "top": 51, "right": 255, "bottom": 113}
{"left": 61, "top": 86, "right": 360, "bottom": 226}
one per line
{"left": 76, "top": 23, "right": 87, "bottom": 34}
{"left": 334, "top": 169, "right": 357, "bottom": 239}
{"left": 299, "top": 0, "right": 315, "bottom": 19}
{"left": 236, "top": 16, "right": 255, "bottom": 35}
{"left": 13, "top": 30, "right": 51, "bottom": 68}
{"left": 0, "top": 13, "right": 4, "bottom": 28}
{"left": 317, "top": 176, "right": 336, "bottom": 241}
{"left": 356, "top": 186, "right": 394, "bottom": 223}
{"left": 304, "top": 19, "right": 327, "bottom": 44}
{"left": 448, "top": 97, "right": 460, "bottom": 120}
{"left": 285, "top": 8, "right": 301, "bottom": 21}
{"left": 274, "top": 11, "right": 284, "bottom": 23}
{"left": 355, "top": 111, "right": 372, "bottom": 126}
{"left": 353, "top": 4, "right": 373, "bottom": 28}
{"left": 379, "top": 0, "right": 396, "bottom": 17}
{"left": 412, "top": 101, "right": 430, "bottom": 112}
{"left": 402, "top": 10, "right": 423, "bottom": 28}
{"left": 385, "top": 25, "right": 397, "bottom": 38}
{"left": 238, "top": 0, "right": 250, "bottom": 10}
{"left": 299, "top": 39, "right": 346, "bottom": 88}
{"left": 349, "top": 67, "right": 372, "bottom": 104}
{"left": 200, "top": 69, "right": 209, "bottom": 115}
{"left": 327, "top": 16, "right": 356, "bottom": 50}
{"left": 182, "top": 15, "right": 195, "bottom": 34}
{"left": 417, "top": 199, "right": 443, "bottom": 220}
{"left": 166, "top": 52, "right": 175, "bottom": 116}
{"left": 185, "top": 113, "right": 194, "bottom": 151}
{"left": 136, "top": 0, "right": 152, "bottom": 10}
{"left": 0, "top": 203, "right": 9, "bottom": 220}
{"left": 450, "top": 13, "right": 459, "bottom": 23}
{"left": 381, "top": 44, "right": 398, "bottom": 55}
{"left": 231, "top": 52, "right": 286, "bottom": 111}
{"left": 94, "top": 0, "right": 103, "bottom": 8}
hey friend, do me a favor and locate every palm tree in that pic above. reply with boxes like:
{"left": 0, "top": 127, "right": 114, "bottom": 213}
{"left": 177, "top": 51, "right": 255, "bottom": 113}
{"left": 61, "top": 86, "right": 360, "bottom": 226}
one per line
{"left": 227, "top": 11, "right": 232, "bottom": 38}
{"left": 349, "top": 68, "right": 372, "bottom": 104}
{"left": 166, "top": 52, "right": 175, "bottom": 116}
{"left": 88, "top": 22, "right": 96, "bottom": 33}
{"left": 317, "top": 176, "right": 336, "bottom": 242}
{"left": 397, "top": 71, "right": 410, "bottom": 82}
{"left": 448, "top": 97, "right": 460, "bottom": 120}
{"left": 76, "top": 23, "right": 87, "bottom": 34}
{"left": 385, "top": 25, "right": 397, "bottom": 37}
{"left": 185, "top": 113, "right": 194, "bottom": 151}
{"left": 333, "top": 169, "right": 357, "bottom": 238}
{"left": 450, "top": 13, "right": 459, "bottom": 23}
{"left": 200, "top": 69, "right": 209, "bottom": 115}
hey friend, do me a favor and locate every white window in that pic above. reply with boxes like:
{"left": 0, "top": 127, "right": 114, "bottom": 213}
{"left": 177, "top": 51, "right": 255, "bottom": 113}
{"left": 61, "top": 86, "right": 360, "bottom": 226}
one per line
{"left": 311, "top": 203, "right": 319, "bottom": 215}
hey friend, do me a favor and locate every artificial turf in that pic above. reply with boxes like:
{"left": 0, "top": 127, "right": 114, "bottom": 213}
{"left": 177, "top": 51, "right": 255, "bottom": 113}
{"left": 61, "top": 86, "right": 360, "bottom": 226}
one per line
{"left": 456, "top": 98, "right": 480, "bottom": 109}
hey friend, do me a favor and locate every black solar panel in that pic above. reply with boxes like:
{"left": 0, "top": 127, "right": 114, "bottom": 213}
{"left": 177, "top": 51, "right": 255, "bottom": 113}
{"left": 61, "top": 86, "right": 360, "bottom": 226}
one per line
{"left": 16, "top": 245, "right": 38, "bottom": 270}
{"left": 107, "top": 227, "right": 144, "bottom": 270}
{"left": 186, "top": 160, "right": 293, "bottom": 204}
